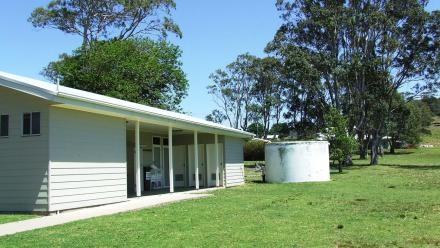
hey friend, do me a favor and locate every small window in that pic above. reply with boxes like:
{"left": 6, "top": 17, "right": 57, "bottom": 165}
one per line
{"left": 23, "top": 112, "right": 41, "bottom": 136}
{"left": 211, "top": 173, "right": 217, "bottom": 181}
{"left": 0, "top": 115, "right": 9, "bottom": 137}
{"left": 163, "top": 138, "right": 169, "bottom": 146}
{"left": 153, "top": 136, "right": 161, "bottom": 145}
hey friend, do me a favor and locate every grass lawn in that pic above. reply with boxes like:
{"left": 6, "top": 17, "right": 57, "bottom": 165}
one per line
{"left": 0, "top": 214, "right": 36, "bottom": 225}
{"left": 421, "top": 116, "right": 440, "bottom": 147}
{"left": 1, "top": 149, "right": 440, "bottom": 247}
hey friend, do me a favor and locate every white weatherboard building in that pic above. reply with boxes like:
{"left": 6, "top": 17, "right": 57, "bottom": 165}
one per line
{"left": 0, "top": 71, "right": 254, "bottom": 213}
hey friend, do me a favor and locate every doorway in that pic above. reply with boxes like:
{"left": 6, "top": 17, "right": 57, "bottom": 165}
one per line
{"left": 188, "top": 144, "right": 205, "bottom": 187}
{"left": 206, "top": 144, "right": 224, "bottom": 187}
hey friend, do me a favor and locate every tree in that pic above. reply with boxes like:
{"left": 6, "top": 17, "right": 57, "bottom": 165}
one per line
{"left": 270, "top": 122, "right": 290, "bottom": 139}
{"left": 269, "top": 0, "right": 440, "bottom": 165}
{"left": 29, "top": 0, "right": 181, "bottom": 47}
{"left": 387, "top": 97, "right": 433, "bottom": 153}
{"left": 205, "top": 110, "right": 226, "bottom": 124}
{"left": 251, "top": 57, "right": 282, "bottom": 138}
{"left": 324, "top": 108, "right": 357, "bottom": 173}
{"left": 247, "top": 123, "right": 264, "bottom": 138}
{"left": 207, "top": 54, "right": 288, "bottom": 136}
{"left": 44, "top": 39, "right": 188, "bottom": 111}
{"left": 422, "top": 96, "right": 440, "bottom": 116}
{"left": 267, "top": 44, "right": 328, "bottom": 139}
{"left": 207, "top": 54, "right": 257, "bottom": 130}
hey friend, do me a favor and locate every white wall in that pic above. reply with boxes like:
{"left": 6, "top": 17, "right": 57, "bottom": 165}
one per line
{"left": 265, "top": 141, "right": 330, "bottom": 183}
{"left": 224, "top": 136, "right": 245, "bottom": 187}
{"left": 0, "top": 86, "right": 50, "bottom": 212}
{"left": 49, "top": 107, "right": 127, "bottom": 211}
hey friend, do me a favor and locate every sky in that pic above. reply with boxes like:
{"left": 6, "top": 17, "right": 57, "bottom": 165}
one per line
{"left": 0, "top": 1, "right": 439, "bottom": 118}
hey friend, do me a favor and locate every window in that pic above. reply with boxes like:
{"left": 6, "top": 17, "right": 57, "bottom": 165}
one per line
{"left": 153, "top": 136, "right": 161, "bottom": 145}
{"left": 32, "top": 112, "right": 40, "bottom": 135}
{"left": 23, "top": 112, "right": 40, "bottom": 136}
{"left": 0, "top": 115, "right": 9, "bottom": 137}
{"left": 163, "top": 138, "right": 169, "bottom": 146}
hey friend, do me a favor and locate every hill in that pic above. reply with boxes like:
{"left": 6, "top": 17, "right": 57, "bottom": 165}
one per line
{"left": 421, "top": 116, "right": 440, "bottom": 147}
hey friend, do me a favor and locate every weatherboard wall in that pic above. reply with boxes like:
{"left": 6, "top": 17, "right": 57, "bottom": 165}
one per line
{"left": 48, "top": 107, "right": 127, "bottom": 211}
{"left": 224, "top": 136, "right": 245, "bottom": 187}
{"left": 0, "top": 86, "right": 50, "bottom": 212}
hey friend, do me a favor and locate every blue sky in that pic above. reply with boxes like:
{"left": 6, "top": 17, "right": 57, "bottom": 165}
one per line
{"left": 0, "top": 1, "right": 438, "bottom": 118}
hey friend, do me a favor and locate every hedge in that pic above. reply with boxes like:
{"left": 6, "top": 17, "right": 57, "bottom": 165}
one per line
{"left": 244, "top": 140, "right": 266, "bottom": 161}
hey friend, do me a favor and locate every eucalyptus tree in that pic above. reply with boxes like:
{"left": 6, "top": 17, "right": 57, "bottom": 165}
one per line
{"left": 269, "top": 0, "right": 440, "bottom": 164}
{"left": 29, "top": 0, "right": 181, "bottom": 47}
{"left": 251, "top": 57, "right": 283, "bottom": 138}
{"left": 351, "top": 0, "right": 439, "bottom": 164}
{"left": 207, "top": 54, "right": 257, "bottom": 130}
{"left": 205, "top": 110, "right": 226, "bottom": 124}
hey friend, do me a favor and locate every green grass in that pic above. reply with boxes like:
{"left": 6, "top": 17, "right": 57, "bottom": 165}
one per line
{"left": 1, "top": 149, "right": 440, "bottom": 247}
{"left": 0, "top": 214, "right": 36, "bottom": 225}
{"left": 421, "top": 116, "right": 440, "bottom": 147}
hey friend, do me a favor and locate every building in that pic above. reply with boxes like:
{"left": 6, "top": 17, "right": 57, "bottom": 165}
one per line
{"left": 0, "top": 71, "right": 254, "bottom": 213}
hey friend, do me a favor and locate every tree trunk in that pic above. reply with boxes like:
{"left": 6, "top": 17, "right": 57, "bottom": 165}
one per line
{"left": 338, "top": 163, "right": 343, "bottom": 173}
{"left": 359, "top": 134, "right": 369, "bottom": 160}
{"left": 370, "top": 135, "right": 380, "bottom": 165}
{"left": 389, "top": 138, "right": 398, "bottom": 154}
{"left": 359, "top": 142, "right": 368, "bottom": 160}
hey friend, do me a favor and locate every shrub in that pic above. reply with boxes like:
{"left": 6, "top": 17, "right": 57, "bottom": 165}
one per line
{"left": 244, "top": 140, "right": 266, "bottom": 161}
{"left": 324, "top": 108, "right": 358, "bottom": 172}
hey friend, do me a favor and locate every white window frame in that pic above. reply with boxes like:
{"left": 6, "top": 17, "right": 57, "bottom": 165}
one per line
{"left": 22, "top": 112, "right": 41, "bottom": 137}
{"left": 0, "top": 113, "right": 9, "bottom": 138}
{"left": 152, "top": 136, "right": 172, "bottom": 187}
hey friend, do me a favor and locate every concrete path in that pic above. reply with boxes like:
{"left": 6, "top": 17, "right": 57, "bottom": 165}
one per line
{"left": 0, "top": 188, "right": 216, "bottom": 237}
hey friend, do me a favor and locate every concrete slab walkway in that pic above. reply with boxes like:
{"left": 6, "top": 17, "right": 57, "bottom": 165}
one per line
{"left": 0, "top": 188, "right": 217, "bottom": 237}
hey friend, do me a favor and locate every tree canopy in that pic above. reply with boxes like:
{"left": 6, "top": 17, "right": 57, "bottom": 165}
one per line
{"left": 207, "top": 0, "right": 439, "bottom": 165}
{"left": 267, "top": 0, "right": 440, "bottom": 164}
{"left": 44, "top": 39, "right": 188, "bottom": 111}
{"left": 29, "top": 0, "right": 182, "bottom": 47}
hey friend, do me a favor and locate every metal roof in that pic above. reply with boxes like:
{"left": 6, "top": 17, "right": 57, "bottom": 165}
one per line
{"left": 0, "top": 71, "right": 254, "bottom": 139}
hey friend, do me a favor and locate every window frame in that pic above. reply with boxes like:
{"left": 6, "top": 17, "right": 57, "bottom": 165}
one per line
{"left": 22, "top": 112, "right": 41, "bottom": 137}
{"left": 0, "top": 114, "right": 9, "bottom": 138}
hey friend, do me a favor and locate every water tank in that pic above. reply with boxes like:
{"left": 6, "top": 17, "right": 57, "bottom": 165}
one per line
{"left": 265, "top": 141, "right": 330, "bottom": 183}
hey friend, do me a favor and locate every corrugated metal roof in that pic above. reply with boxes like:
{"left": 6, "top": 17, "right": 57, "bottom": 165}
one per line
{"left": 0, "top": 71, "right": 254, "bottom": 138}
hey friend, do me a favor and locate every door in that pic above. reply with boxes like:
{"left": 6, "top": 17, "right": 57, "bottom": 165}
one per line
{"left": 163, "top": 146, "right": 169, "bottom": 186}
{"left": 152, "top": 142, "right": 163, "bottom": 188}
{"left": 173, "top": 145, "right": 187, "bottom": 187}
{"left": 188, "top": 144, "right": 205, "bottom": 187}
{"left": 206, "top": 144, "right": 224, "bottom": 187}
{"left": 141, "top": 149, "right": 152, "bottom": 191}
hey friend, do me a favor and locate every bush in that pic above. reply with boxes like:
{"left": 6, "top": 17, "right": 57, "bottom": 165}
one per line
{"left": 324, "top": 108, "right": 357, "bottom": 172}
{"left": 244, "top": 140, "right": 266, "bottom": 161}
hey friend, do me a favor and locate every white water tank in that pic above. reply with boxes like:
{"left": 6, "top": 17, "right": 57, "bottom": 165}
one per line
{"left": 265, "top": 141, "right": 330, "bottom": 183}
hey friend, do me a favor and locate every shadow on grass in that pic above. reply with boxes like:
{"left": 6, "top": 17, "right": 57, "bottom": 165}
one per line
{"left": 249, "top": 180, "right": 266, "bottom": 184}
{"left": 330, "top": 164, "right": 372, "bottom": 172}
{"left": 330, "top": 171, "right": 349, "bottom": 175}
{"left": 384, "top": 151, "right": 415, "bottom": 156}
{"left": 382, "top": 164, "right": 440, "bottom": 170}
